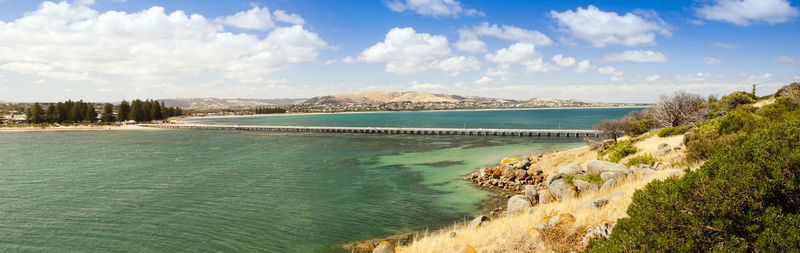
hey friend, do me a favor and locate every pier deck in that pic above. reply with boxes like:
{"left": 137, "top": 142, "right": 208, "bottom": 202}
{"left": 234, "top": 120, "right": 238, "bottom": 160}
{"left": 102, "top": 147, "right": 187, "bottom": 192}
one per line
{"left": 142, "top": 124, "right": 601, "bottom": 138}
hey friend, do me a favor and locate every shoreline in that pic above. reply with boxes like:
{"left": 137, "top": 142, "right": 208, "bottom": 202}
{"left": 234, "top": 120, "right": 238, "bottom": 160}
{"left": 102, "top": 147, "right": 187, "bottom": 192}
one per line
{"left": 179, "top": 105, "right": 647, "bottom": 122}
{"left": 0, "top": 124, "right": 160, "bottom": 132}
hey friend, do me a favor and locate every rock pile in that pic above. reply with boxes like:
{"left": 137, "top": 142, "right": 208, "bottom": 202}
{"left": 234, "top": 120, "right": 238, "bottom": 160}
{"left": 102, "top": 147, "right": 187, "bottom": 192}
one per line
{"left": 463, "top": 156, "right": 546, "bottom": 192}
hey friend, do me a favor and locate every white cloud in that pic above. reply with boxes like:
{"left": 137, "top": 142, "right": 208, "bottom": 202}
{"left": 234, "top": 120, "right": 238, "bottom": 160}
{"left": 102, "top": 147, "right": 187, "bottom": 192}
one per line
{"left": 0, "top": 62, "right": 54, "bottom": 73}
{"left": 611, "top": 71, "right": 624, "bottom": 81}
{"left": 574, "top": 60, "right": 595, "bottom": 73}
{"left": 454, "top": 22, "right": 552, "bottom": 53}
{"left": 552, "top": 54, "right": 576, "bottom": 67}
{"left": 676, "top": 72, "right": 713, "bottom": 82}
{"left": 774, "top": 56, "right": 797, "bottom": 63}
{"left": 704, "top": 56, "right": 723, "bottom": 64}
{"left": 474, "top": 76, "right": 492, "bottom": 84}
{"left": 646, "top": 74, "right": 661, "bottom": 82}
{"left": 485, "top": 42, "right": 555, "bottom": 80}
{"left": 0, "top": 2, "right": 327, "bottom": 84}
{"left": 434, "top": 55, "right": 480, "bottom": 76}
{"left": 220, "top": 6, "right": 275, "bottom": 31}
{"left": 273, "top": 10, "right": 305, "bottom": 25}
{"left": 696, "top": 0, "right": 799, "bottom": 26}
{"left": 357, "top": 27, "right": 477, "bottom": 75}
{"left": 597, "top": 66, "right": 616, "bottom": 74}
{"left": 550, "top": 5, "right": 671, "bottom": 47}
{"left": 602, "top": 50, "right": 667, "bottom": 63}
{"left": 384, "top": 0, "right": 484, "bottom": 18}
{"left": 710, "top": 41, "right": 737, "bottom": 49}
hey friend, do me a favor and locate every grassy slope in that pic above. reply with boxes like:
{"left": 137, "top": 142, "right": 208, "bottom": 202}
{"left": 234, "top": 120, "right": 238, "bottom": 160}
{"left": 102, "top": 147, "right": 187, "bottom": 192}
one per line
{"left": 399, "top": 133, "right": 693, "bottom": 252}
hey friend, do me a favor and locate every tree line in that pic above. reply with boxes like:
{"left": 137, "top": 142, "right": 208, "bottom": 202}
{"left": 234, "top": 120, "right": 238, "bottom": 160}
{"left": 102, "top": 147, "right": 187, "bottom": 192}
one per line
{"left": 22, "top": 99, "right": 183, "bottom": 124}
{"left": 252, "top": 106, "right": 286, "bottom": 114}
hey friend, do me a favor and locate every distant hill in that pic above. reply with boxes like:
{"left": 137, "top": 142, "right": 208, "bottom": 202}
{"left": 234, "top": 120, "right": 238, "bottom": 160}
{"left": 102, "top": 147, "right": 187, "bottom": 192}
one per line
{"left": 300, "top": 91, "right": 588, "bottom": 105}
{"left": 160, "top": 98, "right": 306, "bottom": 110}
{"left": 302, "top": 91, "right": 509, "bottom": 105}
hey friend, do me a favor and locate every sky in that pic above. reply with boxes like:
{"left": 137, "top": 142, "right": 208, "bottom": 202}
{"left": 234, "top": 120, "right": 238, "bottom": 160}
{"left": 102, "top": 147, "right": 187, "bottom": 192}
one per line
{"left": 0, "top": 0, "right": 798, "bottom": 103}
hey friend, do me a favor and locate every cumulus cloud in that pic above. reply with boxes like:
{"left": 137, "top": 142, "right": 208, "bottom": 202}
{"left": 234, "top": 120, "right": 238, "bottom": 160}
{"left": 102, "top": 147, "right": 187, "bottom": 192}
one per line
{"left": 574, "top": 60, "right": 595, "bottom": 73}
{"left": 552, "top": 54, "right": 576, "bottom": 67}
{"left": 484, "top": 43, "right": 556, "bottom": 81}
{"left": 677, "top": 72, "right": 714, "bottom": 82}
{"left": 0, "top": 2, "right": 327, "bottom": 84}
{"left": 273, "top": 10, "right": 305, "bottom": 25}
{"left": 550, "top": 5, "right": 671, "bottom": 47}
{"left": 696, "top": 0, "right": 799, "bottom": 26}
{"left": 220, "top": 6, "right": 275, "bottom": 30}
{"left": 474, "top": 76, "right": 492, "bottom": 84}
{"left": 454, "top": 22, "right": 552, "bottom": 53}
{"left": 384, "top": 0, "right": 484, "bottom": 18}
{"left": 597, "top": 66, "right": 616, "bottom": 74}
{"left": 357, "top": 27, "right": 478, "bottom": 75}
{"left": 646, "top": 74, "right": 661, "bottom": 82}
{"left": 602, "top": 50, "right": 667, "bottom": 63}
{"left": 704, "top": 56, "right": 723, "bottom": 64}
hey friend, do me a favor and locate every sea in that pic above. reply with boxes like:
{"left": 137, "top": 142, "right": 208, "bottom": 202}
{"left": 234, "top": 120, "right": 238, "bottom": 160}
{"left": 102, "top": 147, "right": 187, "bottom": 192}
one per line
{"left": 0, "top": 108, "right": 640, "bottom": 252}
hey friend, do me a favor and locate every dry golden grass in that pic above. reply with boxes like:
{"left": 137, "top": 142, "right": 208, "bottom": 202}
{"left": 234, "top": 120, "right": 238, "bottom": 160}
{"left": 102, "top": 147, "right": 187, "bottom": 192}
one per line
{"left": 619, "top": 133, "right": 685, "bottom": 167}
{"left": 534, "top": 145, "right": 598, "bottom": 175}
{"left": 399, "top": 134, "right": 689, "bottom": 253}
{"left": 753, "top": 97, "right": 775, "bottom": 108}
{"left": 399, "top": 169, "right": 682, "bottom": 252}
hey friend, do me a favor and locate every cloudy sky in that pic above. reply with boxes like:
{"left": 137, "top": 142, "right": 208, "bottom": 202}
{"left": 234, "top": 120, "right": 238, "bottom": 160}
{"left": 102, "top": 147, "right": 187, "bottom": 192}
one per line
{"left": 0, "top": 0, "right": 798, "bottom": 102}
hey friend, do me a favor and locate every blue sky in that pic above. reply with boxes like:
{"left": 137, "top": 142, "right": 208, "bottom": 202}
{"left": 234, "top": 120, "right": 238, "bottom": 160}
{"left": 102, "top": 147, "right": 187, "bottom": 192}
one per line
{"left": 0, "top": 0, "right": 798, "bottom": 103}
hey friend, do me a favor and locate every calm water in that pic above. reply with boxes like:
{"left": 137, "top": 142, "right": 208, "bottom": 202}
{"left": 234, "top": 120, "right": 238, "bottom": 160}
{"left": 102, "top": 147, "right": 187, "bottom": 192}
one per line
{"left": 184, "top": 107, "right": 642, "bottom": 129}
{"left": 0, "top": 108, "right": 639, "bottom": 252}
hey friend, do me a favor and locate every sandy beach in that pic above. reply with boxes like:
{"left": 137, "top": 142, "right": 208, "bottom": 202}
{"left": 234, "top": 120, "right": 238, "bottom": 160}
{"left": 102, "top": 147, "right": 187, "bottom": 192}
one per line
{"left": 0, "top": 124, "right": 160, "bottom": 132}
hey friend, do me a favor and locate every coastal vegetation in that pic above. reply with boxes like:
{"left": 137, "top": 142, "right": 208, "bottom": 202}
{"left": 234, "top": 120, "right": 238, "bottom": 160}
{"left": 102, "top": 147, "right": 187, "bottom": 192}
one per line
{"left": 393, "top": 82, "right": 800, "bottom": 252}
{"left": 3, "top": 99, "right": 184, "bottom": 126}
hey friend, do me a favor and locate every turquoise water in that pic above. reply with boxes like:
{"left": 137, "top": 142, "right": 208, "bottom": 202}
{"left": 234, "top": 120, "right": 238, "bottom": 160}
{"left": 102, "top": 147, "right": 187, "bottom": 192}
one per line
{"left": 0, "top": 108, "right": 639, "bottom": 252}
{"left": 184, "top": 107, "right": 643, "bottom": 129}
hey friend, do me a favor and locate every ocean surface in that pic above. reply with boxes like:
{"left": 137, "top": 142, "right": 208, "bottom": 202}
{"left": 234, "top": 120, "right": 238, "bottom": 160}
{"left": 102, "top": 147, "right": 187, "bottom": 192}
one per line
{"left": 0, "top": 108, "right": 640, "bottom": 252}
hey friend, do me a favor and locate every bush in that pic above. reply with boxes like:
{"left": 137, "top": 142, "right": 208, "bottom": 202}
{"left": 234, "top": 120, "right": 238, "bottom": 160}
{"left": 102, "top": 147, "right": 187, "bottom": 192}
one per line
{"left": 759, "top": 97, "right": 800, "bottom": 122}
{"left": 718, "top": 109, "right": 762, "bottom": 135}
{"left": 598, "top": 140, "right": 638, "bottom": 163}
{"left": 711, "top": 91, "right": 756, "bottom": 114}
{"left": 624, "top": 154, "right": 660, "bottom": 167}
{"left": 587, "top": 121, "right": 800, "bottom": 252}
{"left": 565, "top": 173, "right": 603, "bottom": 187}
{"left": 684, "top": 125, "right": 737, "bottom": 162}
{"left": 657, "top": 125, "right": 689, "bottom": 137}
{"left": 625, "top": 115, "right": 657, "bottom": 137}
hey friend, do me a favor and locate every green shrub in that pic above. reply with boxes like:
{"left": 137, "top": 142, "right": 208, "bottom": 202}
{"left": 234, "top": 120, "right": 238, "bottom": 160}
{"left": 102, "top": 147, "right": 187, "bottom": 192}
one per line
{"left": 712, "top": 91, "right": 756, "bottom": 114}
{"left": 565, "top": 173, "right": 603, "bottom": 187}
{"left": 657, "top": 125, "right": 689, "bottom": 137}
{"left": 587, "top": 121, "right": 800, "bottom": 252}
{"left": 759, "top": 97, "right": 800, "bottom": 122}
{"left": 684, "top": 126, "right": 737, "bottom": 162}
{"left": 718, "top": 109, "right": 762, "bottom": 135}
{"left": 598, "top": 140, "right": 639, "bottom": 163}
{"left": 624, "top": 154, "right": 660, "bottom": 167}
{"left": 625, "top": 115, "right": 657, "bottom": 137}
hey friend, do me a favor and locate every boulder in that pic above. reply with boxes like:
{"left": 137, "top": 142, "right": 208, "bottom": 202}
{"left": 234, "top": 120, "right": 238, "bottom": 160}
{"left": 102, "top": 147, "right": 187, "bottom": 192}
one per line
{"left": 545, "top": 173, "right": 565, "bottom": 186}
{"left": 580, "top": 222, "right": 615, "bottom": 247}
{"left": 515, "top": 169, "right": 528, "bottom": 180}
{"left": 586, "top": 160, "right": 630, "bottom": 175}
{"left": 523, "top": 185, "right": 539, "bottom": 203}
{"left": 599, "top": 178, "right": 619, "bottom": 191}
{"left": 557, "top": 163, "right": 584, "bottom": 175}
{"left": 537, "top": 189, "right": 553, "bottom": 204}
{"left": 373, "top": 241, "right": 395, "bottom": 253}
{"left": 656, "top": 146, "right": 672, "bottom": 156}
{"left": 467, "top": 215, "right": 489, "bottom": 230}
{"left": 600, "top": 171, "right": 625, "bottom": 182}
{"left": 657, "top": 143, "right": 671, "bottom": 150}
{"left": 547, "top": 179, "right": 577, "bottom": 201}
{"left": 573, "top": 179, "right": 599, "bottom": 194}
{"left": 548, "top": 213, "right": 575, "bottom": 227}
{"left": 507, "top": 195, "right": 533, "bottom": 215}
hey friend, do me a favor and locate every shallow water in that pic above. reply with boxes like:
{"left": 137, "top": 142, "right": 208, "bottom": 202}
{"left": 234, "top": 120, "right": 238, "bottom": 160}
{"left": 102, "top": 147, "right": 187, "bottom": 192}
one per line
{"left": 0, "top": 108, "right": 638, "bottom": 252}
